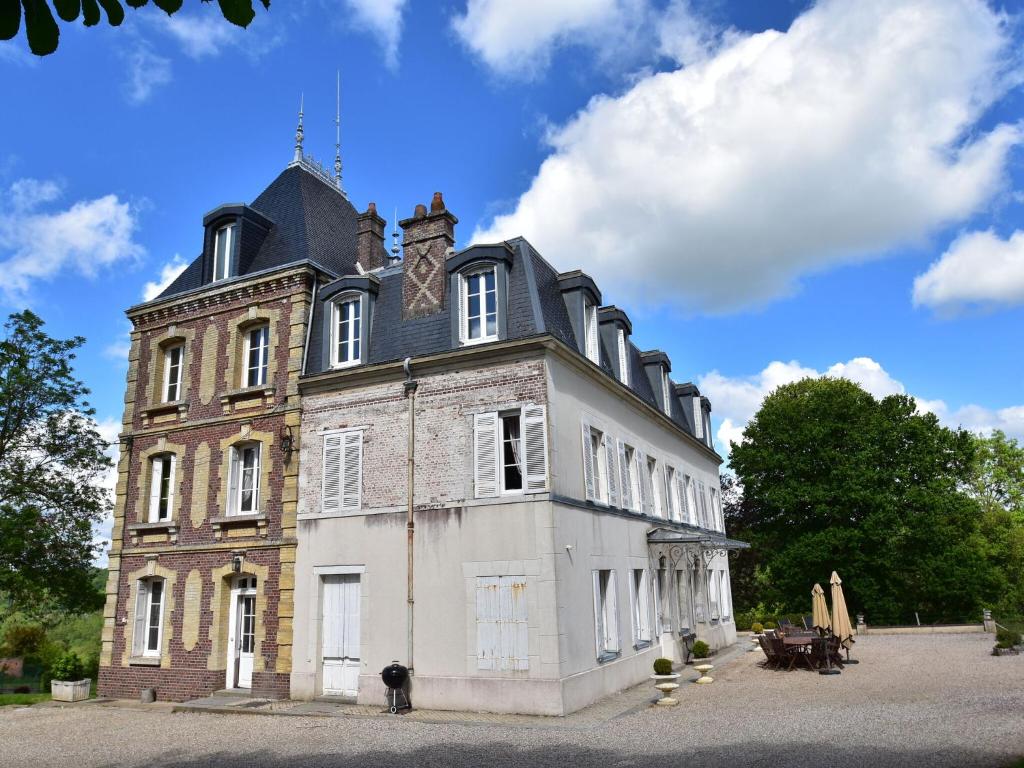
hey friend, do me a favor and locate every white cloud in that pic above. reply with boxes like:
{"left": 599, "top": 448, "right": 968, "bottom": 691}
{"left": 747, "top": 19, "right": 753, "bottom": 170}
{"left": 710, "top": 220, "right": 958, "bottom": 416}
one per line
{"left": 123, "top": 41, "right": 172, "bottom": 104}
{"left": 473, "top": 0, "right": 1021, "bottom": 313}
{"left": 0, "top": 179, "right": 145, "bottom": 302}
{"left": 158, "top": 12, "right": 283, "bottom": 61}
{"left": 913, "top": 228, "right": 1024, "bottom": 313}
{"left": 699, "top": 356, "right": 1023, "bottom": 455}
{"left": 92, "top": 416, "right": 122, "bottom": 567}
{"left": 142, "top": 254, "right": 188, "bottom": 301}
{"left": 341, "top": 0, "right": 407, "bottom": 70}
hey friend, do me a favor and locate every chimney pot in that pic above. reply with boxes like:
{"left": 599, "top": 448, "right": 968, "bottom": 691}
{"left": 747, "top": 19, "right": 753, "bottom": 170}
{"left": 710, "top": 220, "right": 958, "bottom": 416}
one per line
{"left": 430, "top": 192, "right": 445, "bottom": 213}
{"left": 367, "top": 201, "right": 377, "bottom": 214}
{"left": 414, "top": 203, "right": 427, "bottom": 219}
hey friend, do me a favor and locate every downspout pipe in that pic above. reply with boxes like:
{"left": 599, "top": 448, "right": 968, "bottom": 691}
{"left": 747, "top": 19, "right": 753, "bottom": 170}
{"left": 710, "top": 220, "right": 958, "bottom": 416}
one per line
{"left": 403, "top": 357, "right": 418, "bottom": 676}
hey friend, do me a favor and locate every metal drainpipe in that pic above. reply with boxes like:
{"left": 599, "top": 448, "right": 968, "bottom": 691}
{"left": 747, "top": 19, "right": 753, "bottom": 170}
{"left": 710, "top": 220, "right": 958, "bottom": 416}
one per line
{"left": 403, "top": 357, "right": 418, "bottom": 675}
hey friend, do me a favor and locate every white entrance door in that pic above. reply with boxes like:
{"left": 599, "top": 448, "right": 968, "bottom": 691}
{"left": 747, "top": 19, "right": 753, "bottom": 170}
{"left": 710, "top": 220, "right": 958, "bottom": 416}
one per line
{"left": 227, "top": 576, "right": 257, "bottom": 690}
{"left": 321, "top": 574, "right": 361, "bottom": 697}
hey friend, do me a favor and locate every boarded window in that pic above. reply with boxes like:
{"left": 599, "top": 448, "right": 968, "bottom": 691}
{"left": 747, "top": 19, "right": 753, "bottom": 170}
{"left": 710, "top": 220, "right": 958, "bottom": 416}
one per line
{"left": 476, "top": 575, "right": 528, "bottom": 671}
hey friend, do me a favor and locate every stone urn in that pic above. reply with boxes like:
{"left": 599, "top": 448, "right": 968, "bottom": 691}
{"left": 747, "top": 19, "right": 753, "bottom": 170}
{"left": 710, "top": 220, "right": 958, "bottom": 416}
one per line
{"left": 650, "top": 673, "right": 681, "bottom": 706}
{"left": 694, "top": 664, "right": 715, "bottom": 684}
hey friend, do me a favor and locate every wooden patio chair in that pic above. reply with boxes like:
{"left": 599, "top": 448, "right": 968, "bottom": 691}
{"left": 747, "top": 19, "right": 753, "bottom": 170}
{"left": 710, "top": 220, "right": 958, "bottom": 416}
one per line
{"left": 803, "top": 615, "right": 815, "bottom": 630}
{"left": 758, "top": 636, "right": 782, "bottom": 670}
{"left": 778, "top": 618, "right": 795, "bottom": 632}
{"left": 769, "top": 634, "right": 800, "bottom": 671}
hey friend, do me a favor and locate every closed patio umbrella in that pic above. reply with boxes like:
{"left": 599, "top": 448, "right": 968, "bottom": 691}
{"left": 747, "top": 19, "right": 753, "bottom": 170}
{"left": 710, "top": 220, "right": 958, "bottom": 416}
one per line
{"left": 831, "top": 571, "right": 855, "bottom": 652}
{"left": 812, "top": 583, "right": 830, "bottom": 631}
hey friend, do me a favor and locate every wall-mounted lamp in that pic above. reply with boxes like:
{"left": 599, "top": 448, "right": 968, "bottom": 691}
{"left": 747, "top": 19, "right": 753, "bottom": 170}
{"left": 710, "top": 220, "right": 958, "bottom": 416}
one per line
{"left": 280, "top": 425, "right": 295, "bottom": 459}
{"left": 232, "top": 555, "right": 243, "bottom": 574}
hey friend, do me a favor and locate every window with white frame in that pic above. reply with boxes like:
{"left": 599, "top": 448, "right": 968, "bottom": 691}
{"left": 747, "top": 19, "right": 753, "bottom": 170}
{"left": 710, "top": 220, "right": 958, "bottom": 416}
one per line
{"left": 476, "top": 406, "right": 547, "bottom": 498}
{"left": 708, "top": 569, "right": 721, "bottom": 621}
{"left": 584, "top": 301, "right": 600, "bottom": 364}
{"left": 322, "top": 430, "right": 362, "bottom": 513}
{"left": 228, "top": 442, "right": 261, "bottom": 515}
{"left": 148, "top": 454, "right": 176, "bottom": 523}
{"left": 693, "top": 398, "right": 704, "bottom": 439}
{"left": 618, "top": 441, "right": 638, "bottom": 512}
{"left": 710, "top": 487, "right": 722, "bottom": 532}
{"left": 630, "top": 569, "right": 652, "bottom": 647}
{"left": 461, "top": 265, "right": 498, "bottom": 344}
{"left": 676, "top": 569, "right": 693, "bottom": 630}
{"left": 698, "top": 480, "right": 709, "bottom": 528}
{"left": 665, "top": 466, "right": 678, "bottom": 521}
{"left": 593, "top": 569, "right": 619, "bottom": 659}
{"left": 656, "top": 557, "right": 669, "bottom": 632}
{"left": 719, "top": 570, "right": 732, "bottom": 619}
{"left": 616, "top": 328, "right": 630, "bottom": 385}
{"left": 581, "top": 422, "right": 607, "bottom": 504}
{"left": 133, "top": 577, "right": 165, "bottom": 657}
{"left": 685, "top": 476, "right": 699, "bottom": 525}
{"left": 638, "top": 450, "right": 654, "bottom": 515}
{"left": 476, "top": 575, "right": 528, "bottom": 671}
{"left": 648, "top": 457, "right": 664, "bottom": 517}
{"left": 163, "top": 344, "right": 183, "bottom": 402}
{"left": 661, "top": 371, "right": 672, "bottom": 414}
{"left": 212, "top": 223, "right": 236, "bottom": 282}
{"left": 244, "top": 324, "right": 270, "bottom": 387}
{"left": 331, "top": 295, "right": 362, "bottom": 367}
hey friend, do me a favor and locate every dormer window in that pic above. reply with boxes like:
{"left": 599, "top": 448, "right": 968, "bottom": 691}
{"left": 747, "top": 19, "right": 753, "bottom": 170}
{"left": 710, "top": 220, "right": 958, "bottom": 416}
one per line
{"left": 213, "top": 223, "right": 236, "bottom": 282}
{"left": 693, "top": 398, "right": 704, "bottom": 440}
{"left": 461, "top": 265, "right": 497, "bottom": 344}
{"left": 584, "top": 301, "right": 600, "bottom": 365}
{"left": 331, "top": 294, "right": 362, "bottom": 368}
{"left": 617, "top": 329, "right": 630, "bottom": 386}
{"left": 163, "top": 344, "right": 183, "bottom": 403}
{"left": 661, "top": 371, "right": 672, "bottom": 415}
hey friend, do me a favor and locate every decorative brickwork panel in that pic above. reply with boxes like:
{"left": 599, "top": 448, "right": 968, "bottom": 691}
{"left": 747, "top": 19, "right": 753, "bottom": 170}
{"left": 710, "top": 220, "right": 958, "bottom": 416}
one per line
{"left": 181, "top": 569, "right": 202, "bottom": 652}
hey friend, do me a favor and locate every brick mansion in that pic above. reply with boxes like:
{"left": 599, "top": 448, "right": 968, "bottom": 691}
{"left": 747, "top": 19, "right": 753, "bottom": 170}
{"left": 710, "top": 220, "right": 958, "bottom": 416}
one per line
{"left": 97, "top": 125, "right": 744, "bottom": 715}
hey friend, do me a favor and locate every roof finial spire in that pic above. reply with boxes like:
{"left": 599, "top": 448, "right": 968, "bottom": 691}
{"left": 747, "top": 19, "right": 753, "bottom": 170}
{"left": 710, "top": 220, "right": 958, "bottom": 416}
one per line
{"left": 334, "top": 71, "right": 344, "bottom": 192}
{"left": 293, "top": 92, "right": 305, "bottom": 163}
{"left": 391, "top": 206, "right": 401, "bottom": 263}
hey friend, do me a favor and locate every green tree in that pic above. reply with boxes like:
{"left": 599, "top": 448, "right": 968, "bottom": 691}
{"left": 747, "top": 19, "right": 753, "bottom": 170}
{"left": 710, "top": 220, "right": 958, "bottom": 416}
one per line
{"left": 0, "top": 311, "right": 110, "bottom": 620}
{"left": 1, "top": 0, "right": 270, "bottom": 57}
{"left": 728, "top": 377, "right": 998, "bottom": 625}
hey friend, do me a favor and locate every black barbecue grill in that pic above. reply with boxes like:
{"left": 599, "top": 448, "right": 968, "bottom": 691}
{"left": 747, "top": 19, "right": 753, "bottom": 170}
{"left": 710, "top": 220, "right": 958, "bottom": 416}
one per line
{"left": 381, "top": 661, "right": 411, "bottom": 713}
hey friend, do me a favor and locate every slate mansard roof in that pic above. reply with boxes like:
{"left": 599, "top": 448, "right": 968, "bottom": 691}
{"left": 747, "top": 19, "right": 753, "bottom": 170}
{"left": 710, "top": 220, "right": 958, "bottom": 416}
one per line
{"left": 157, "top": 164, "right": 361, "bottom": 299}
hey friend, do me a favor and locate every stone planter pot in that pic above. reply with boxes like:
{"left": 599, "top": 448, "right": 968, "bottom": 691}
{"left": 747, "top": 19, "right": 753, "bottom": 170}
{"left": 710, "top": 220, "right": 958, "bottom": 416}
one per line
{"left": 51, "top": 679, "right": 90, "bottom": 703}
{"left": 650, "top": 673, "right": 681, "bottom": 706}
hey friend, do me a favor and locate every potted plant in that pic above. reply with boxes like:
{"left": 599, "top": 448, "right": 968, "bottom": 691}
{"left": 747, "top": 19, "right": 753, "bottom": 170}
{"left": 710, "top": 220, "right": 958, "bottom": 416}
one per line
{"left": 692, "top": 640, "right": 711, "bottom": 660}
{"left": 992, "top": 628, "right": 1022, "bottom": 656}
{"left": 50, "top": 652, "right": 90, "bottom": 703}
{"left": 751, "top": 622, "right": 764, "bottom": 635}
{"left": 651, "top": 657, "right": 681, "bottom": 706}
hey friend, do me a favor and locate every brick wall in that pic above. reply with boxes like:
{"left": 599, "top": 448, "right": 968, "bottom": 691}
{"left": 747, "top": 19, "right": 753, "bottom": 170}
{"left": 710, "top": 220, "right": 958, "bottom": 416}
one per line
{"left": 299, "top": 357, "right": 548, "bottom": 514}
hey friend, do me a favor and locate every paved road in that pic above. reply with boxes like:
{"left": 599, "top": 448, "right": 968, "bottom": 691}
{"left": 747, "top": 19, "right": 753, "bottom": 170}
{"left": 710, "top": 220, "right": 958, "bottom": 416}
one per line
{"left": 2, "top": 634, "right": 1022, "bottom": 767}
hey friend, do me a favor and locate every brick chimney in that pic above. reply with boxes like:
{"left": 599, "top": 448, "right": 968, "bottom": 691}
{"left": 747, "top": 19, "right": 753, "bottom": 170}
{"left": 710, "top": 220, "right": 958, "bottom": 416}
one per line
{"left": 356, "top": 202, "right": 386, "bottom": 272}
{"left": 400, "top": 192, "right": 457, "bottom": 319}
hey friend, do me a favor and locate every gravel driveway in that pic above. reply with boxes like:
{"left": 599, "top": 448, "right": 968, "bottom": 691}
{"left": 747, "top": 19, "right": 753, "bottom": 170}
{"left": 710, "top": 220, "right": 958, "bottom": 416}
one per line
{"left": 2, "top": 633, "right": 1021, "bottom": 768}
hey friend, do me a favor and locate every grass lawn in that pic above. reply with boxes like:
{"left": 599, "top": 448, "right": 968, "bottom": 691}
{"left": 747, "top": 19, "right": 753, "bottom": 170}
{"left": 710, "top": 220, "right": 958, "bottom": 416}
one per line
{"left": 0, "top": 692, "right": 50, "bottom": 706}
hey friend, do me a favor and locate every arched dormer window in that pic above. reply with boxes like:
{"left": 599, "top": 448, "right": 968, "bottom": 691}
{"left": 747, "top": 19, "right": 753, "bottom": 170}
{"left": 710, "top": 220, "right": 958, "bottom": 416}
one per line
{"left": 447, "top": 243, "right": 513, "bottom": 348}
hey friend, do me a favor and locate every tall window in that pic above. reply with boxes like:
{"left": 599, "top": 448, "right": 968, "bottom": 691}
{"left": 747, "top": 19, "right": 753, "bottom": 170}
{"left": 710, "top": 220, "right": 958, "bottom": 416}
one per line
{"left": 698, "top": 480, "right": 709, "bottom": 528}
{"left": 213, "top": 223, "right": 236, "bottom": 281}
{"left": 476, "top": 576, "right": 529, "bottom": 671}
{"left": 710, "top": 488, "right": 722, "bottom": 532}
{"left": 648, "top": 457, "right": 663, "bottom": 517}
{"left": 245, "top": 324, "right": 270, "bottom": 387}
{"left": 584, "top": 301, "right": 600, "bottom": 364}
{"left": 685, "top": 476, "right": 699, "bottom": 525}
{"left": 475, "top": 406, "right": 548, "bottom": 498}
{"left": 332, "top": 296, "right": 361, "bottom": 367}
{"left": 322, "top": 430, "right": 363, "bottom": 514}
{"left": 661, "top": 371, "right": 672, "bottom": 414}
{"left": 229, "top": 443, "right": 261, "bottom": 515}
{"left": 133, "top": 578, "right": 165, "bottom": 658}
{"left": 620, "top": 443, "right": 638, "bottom": 512}
{"left": 693, "top": 398, "right": 704, "bottom": 439}
{"left": 593, "top": 569, "right": 619, "bottom": 659}
{"left": 630, "top": 569, "right": 652, "bottom": 647}
{"left": 163, "top": 344, "right": 183, "bottom": 402}
{"left": 617, "top": 328, "right": 630, "bottom": 385}
{"left": 582, "top": 424, "right": 606, "bottom": 503}
{"left": 148, "top": 455, "right": 176, "bottom": 523}
{"left": 463, "top": 266, "right": 497, "bottom": 343}
{"left": 708, "top": 569, "right": 720, "bottom": 621}
{"left": 665, "top": 466, "right": 678, "bottom": 521}
{"left": 676, "top": 570, "right": 693, "bottom": 630}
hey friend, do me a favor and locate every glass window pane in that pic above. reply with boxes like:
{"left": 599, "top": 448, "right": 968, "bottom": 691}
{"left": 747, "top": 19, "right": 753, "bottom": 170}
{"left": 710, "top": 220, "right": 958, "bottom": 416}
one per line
{"left": 484, "top": 270, "right": 495, "bottom": 291}
{"left": 468, "top": 317, "right": 480, "bottom": 339}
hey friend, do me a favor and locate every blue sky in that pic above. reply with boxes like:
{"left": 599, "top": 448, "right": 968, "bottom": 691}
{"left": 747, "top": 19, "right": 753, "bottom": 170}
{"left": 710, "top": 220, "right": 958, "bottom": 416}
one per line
{"left": 1, "top": 0, "right": 1023, "bottom": 483}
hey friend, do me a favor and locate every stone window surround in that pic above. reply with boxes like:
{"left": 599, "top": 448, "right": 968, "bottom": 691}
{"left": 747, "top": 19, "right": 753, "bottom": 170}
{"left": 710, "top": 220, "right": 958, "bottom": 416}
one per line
{"left": 141, "top": 325, "right": 196, "bottom": 414}
{"left": 127, "top": 438, "right": 187, "bottom": 541}
{"left": 222, "top": 305, "right": 282, "bottom": 399}
{"left": 123, "top": 558, "right": 177, "bottom": 668}
{"left": 206, "top": 557, "right": 271, "bottom": 677}
{"left": 213, "top": 427, "right": 275, "bottom": 538}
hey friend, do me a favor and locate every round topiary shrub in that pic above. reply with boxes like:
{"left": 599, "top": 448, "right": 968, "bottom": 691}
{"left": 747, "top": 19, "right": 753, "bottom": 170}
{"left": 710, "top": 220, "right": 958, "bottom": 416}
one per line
{"left": 50, "top": 652, "right": 85, "bottom": 682}
{"left": 763, "top": 621, "right": 777, "bottom": 630}
{"left": 692, "top": 640, "right": 710, "bottom": 659}
{"left": 653, "top": 657, "right": 674, "bottom": 676}
{"left": 751, "top": 622, "right": 764, "bottom": 634}
{"left": 995, "top": 628, "right": 1022, "bottom": 649}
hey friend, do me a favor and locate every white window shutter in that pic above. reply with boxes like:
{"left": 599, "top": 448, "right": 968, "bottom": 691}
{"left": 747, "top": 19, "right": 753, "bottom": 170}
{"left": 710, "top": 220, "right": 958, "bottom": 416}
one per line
{"left": 476, "top": 576, "right": 499, "bottom": 670}
{"left": 664, "top": 468, "right": 675, "bottom": 520}
{"left": 628, "top": 570, "right": 640, "bottom": 644}
{"left": 166, "top": 455, "right": 177, "bottom": 518}
{"left": 252, "top": 445, "right": 262, "bottom": 512}
{"left": 638, "top": 452, "right": 653, "bottom": 516}
{"left": 133, "top": 581, "right": 148, "bottom": 656}
{"left": 592, "top": 570, "right": 603, "bottom": 657}
{"left": 342, "top": 431, "right": 362, "bottom": 510}
{"left": 148, "top": 460, "right": 162, "bottom": 522}
{"left": 458, "top": 276, "right": 467, "bottom": 343}
{"left": 604, "top": 434, "right": 618, "bottom": 507}
{"left": 607, "top": 571, "right": 620, "bottom": 652}
{"left": 522, "top": 405, "right": 548, "bottom": 493}
{"left": 507, "top": 576, "right": 529, "bottom": 670}
{"left": 617, "top": 329, "right": 629, "bottom": 385}
{"left": 587, "top": 307, "right": 600, "bottom": 363}
{"left": 677, "top": 475, "right": 687, "bottom": 524}
{"left": 322, "top": 434, "right": 343, "bottom": 513}
{"left": 227, "top": 447, "right": 240, "bottom": 515}
{"left": 693, "top": 399, "right": 704, "bottom": 439}
{"left": 581, "top": 422, "right": 595, "bottom": 501}
{"left": 474, "top": 412, "right": 499, "bottom": 498}
{"left": 617, "top": 441, "right": 632, "bottom": 510}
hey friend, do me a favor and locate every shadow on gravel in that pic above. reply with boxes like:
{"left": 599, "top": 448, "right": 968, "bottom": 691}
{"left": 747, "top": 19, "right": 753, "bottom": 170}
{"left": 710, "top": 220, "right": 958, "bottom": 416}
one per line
{"left": 153, "top": 742, "right": 1017, "bottom": 768}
